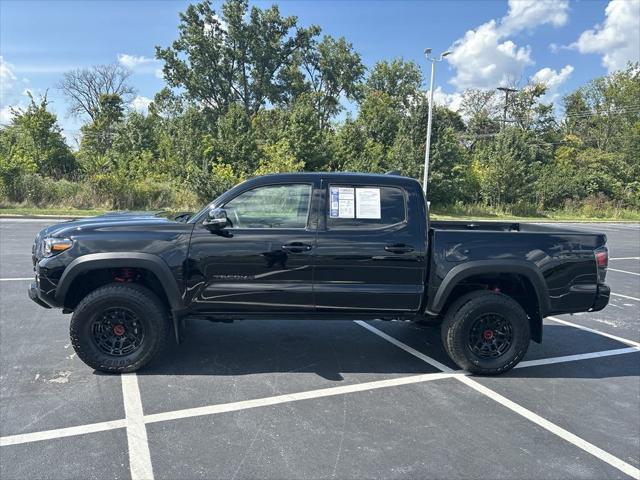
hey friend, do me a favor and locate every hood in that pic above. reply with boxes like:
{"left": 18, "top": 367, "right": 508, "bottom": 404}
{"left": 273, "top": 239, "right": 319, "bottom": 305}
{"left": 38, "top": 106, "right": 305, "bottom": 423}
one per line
{"left": 35, "top": 211, "right": 181, "bottom": 241}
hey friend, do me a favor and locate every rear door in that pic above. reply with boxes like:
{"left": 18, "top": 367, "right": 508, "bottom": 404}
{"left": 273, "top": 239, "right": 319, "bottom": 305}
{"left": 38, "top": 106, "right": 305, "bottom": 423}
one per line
{"left": 314, "top": 180, "right": 426, "bottom": 313}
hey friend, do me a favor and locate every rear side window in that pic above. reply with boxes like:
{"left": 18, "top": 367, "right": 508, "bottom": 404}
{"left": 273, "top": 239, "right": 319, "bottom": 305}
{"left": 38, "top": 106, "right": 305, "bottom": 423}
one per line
{"left": 327, "top": 185, "right": 406, "bottom": 230}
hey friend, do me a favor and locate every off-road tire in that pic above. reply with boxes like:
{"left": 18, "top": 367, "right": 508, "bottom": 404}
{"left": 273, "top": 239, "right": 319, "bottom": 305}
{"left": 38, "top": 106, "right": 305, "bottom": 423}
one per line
{"left": 70, "top": 283, "right": 169, "bottom": 373}
{"left": 441, "top": 290, "right": 530, "bottom": 375}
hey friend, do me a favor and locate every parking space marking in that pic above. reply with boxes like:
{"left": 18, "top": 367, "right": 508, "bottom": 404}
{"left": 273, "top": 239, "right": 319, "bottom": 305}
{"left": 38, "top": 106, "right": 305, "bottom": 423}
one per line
{"left": 611, "top": 292, "right": 640, "bottom": 302}
{"left": 548, "top": 316, "right": 640, "bottom": 348}
{"left": 0, "top": 277, "right": 31, "bottom": 281}
{"left": 0, "top": 343, "right": 637, "bottom": 451}
{"left": 354, "top": 320, "right": 453, "bottom": 372}
{"left": 456, "top": 376, "right": 640, "bottom": 480}
{"left": 143, "top": 372, "right": 454, "bottom": 424}
{"left": 122, "top": 373, "right": 154, "bottom": 480}
{"left": 608, "top": 268, "right": 640, "bottom": 276}
{"left": 515, "top": 347, "right": 640, "bottom": 369}
{"left": 356, "top": 321, "right": 640, "bottom": 480}
{"left": 0, "top": 419, "right": 127, "bottom": 447}
{"left": 610, "top": 257, "right": 640, "bottom": 261}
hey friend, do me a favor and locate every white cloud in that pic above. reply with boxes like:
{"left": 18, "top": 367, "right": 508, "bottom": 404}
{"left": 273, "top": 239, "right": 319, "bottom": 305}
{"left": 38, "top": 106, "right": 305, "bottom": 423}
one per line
{"left": 501, "top": 0, "right": 569, "bottom": 35}
{"left": 0, "top": 56, "right": 28, "bottom": 125}
{"left": 0, "top": 105, "right": 15, "bottom": 125}
{"left": 130, "top": 95, "right": 152, "bottom": 113}
{"left": 447, "top": 21, "right": 533, "bottom": 90}
{"left": 531, "top": 64, "right": 574, "bottom": 102}
{"left": 446, "top": 0, "right": 569, "bottom": 90}
{"left": 154, "top": 68, "right": 164, "bottom": 80}
{"left": 571, "top": 0, "right": 640, "bottom": 73}
{"left": 118, "top": 53, "right": 157, "bottom": 69}
{"left": 531, "top": 65, "right": 574, "bottom": 89}
{"left": 0, "top": 56, "right": 18, "bottom": 104}
{"left": 431, "top": 87, "right": 463, "bottom": 111}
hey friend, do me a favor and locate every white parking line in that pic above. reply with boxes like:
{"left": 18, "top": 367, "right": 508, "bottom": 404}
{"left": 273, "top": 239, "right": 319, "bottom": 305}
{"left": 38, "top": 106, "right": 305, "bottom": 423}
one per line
{"left": 121, "top": 373, "right": 154, "bottom": 480}
{"left": 611, "top": 292, "right": 640, "bottom": 302}
{"left": 608, "top": 268, "right": 640, "bottom": 276}
{"left": 0, "top": 277, "right": 31, "bottom": 282}
{"left": 354, "top": 320, "right": 453, "bottom": 372}
{"left": 0, "top": 341, "right": 637, "bottom": 478}
{"left": 1, "top": 327, "right": 639, "bottom": 478}
{"left": 610, "top": 257, "right": 640, "bottom": 261}
{"left": 456, "top": 375, "right": 640, "bottom": 480}
{"left": 355, "top": 321, "right": 640, "bottom": 480}
{"left": 144, "top": 372, "right": 454, "bottom": 424}
{"left": 548, "top": 316, "right": 640, "bottom": 348}
{"left": 0, "top": 419, "right": 127, "bottom": 447}
{"left": 515, "top": 347, "right": 639, "bottom": 369}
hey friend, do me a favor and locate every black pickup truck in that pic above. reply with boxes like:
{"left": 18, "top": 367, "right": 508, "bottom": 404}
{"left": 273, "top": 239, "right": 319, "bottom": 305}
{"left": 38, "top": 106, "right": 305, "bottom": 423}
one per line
{"left": 29, "top": 172, "right": 610, "bottom": 375}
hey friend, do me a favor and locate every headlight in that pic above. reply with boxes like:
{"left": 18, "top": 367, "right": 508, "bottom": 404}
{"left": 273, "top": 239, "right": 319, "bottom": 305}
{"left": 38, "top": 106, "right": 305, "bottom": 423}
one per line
{"left": 43, "top": 238, "right": 73, "bottom": 257}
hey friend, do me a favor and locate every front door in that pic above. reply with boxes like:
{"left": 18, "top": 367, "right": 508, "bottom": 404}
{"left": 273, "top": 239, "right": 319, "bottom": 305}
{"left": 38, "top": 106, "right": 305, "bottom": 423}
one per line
{"left": 187, "top": 182, "right": 316, "bottom": 313}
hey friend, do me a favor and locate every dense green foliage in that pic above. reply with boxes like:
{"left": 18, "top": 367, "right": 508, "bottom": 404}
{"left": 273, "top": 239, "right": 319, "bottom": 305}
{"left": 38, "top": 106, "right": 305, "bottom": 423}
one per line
{"left": 1, "top": 0, "right": 638, "bottom": 216}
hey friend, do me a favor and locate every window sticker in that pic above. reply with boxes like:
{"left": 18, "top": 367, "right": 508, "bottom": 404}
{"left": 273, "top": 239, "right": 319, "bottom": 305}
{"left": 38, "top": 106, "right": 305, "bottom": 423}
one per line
{"left": 355, "top": 188, "right": 381, "bottom": 219}
{"left": 329, "top": 187, "right": 355, "bottom": 218}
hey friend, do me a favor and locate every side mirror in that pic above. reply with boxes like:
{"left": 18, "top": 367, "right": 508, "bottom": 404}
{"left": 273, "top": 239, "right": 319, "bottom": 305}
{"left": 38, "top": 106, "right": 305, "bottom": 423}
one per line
{"left": 203, "top": 208, "right": 228, "bottom": 229}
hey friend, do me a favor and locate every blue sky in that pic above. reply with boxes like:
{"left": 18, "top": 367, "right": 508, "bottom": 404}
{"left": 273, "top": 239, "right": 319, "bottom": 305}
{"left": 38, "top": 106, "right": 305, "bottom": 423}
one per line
{"left": 1, "top": 0, "right": 638, "bottom": 145}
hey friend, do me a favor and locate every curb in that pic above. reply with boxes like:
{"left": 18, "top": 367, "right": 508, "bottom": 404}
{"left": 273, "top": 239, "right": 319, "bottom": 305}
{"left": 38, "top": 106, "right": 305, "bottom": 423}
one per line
{"left": 0, "top": 214, "right": 89, "bottom": 220}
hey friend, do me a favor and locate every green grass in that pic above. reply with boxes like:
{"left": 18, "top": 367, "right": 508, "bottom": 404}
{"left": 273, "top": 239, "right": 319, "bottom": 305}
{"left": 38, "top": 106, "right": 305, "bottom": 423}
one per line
{"left": 0, "top": 206, "right": 108, "bottom": 217}
{"left": 2, "top": 204, "right": 639, "bottom": 222}
{"left": 431, "top": 204, "right": 640, "bottom": 222}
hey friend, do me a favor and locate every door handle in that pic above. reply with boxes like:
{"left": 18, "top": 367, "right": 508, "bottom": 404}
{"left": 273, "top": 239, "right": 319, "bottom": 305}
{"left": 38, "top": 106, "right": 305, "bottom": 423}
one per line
{"left": 384, "top": 244, "right": 414, "bottom": 254}
{"left": 282, "top": 242, "right": 313, "bottom": 253}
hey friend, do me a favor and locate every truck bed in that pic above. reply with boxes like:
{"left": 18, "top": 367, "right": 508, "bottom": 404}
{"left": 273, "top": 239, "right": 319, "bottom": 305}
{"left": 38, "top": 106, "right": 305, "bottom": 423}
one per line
{"left": 430, "top": 220, "right": 594, "bottom": 234}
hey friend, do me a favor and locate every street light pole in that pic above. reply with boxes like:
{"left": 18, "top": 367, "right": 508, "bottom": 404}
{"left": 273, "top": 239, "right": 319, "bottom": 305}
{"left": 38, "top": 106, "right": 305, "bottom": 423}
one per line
{"left": 422, "top": 48, "right": 451, "bottom": 195}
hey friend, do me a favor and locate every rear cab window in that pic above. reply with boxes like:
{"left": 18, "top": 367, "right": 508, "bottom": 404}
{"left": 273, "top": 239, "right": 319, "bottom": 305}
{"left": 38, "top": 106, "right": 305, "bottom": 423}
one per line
{"left": 326, "top": 184, "right": 407, "bottom": 230}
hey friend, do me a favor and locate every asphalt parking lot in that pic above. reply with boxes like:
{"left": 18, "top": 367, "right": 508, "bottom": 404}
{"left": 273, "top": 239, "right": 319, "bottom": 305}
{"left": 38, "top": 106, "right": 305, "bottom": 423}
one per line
{"left": 1, "top": 219, "right": 638, "bottom": 480}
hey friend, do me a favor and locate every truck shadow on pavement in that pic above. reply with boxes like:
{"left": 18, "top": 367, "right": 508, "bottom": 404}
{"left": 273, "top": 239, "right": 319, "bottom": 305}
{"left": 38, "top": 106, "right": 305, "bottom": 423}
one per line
{"left": 135, "top": 320, "right": 639, "bottom": 381}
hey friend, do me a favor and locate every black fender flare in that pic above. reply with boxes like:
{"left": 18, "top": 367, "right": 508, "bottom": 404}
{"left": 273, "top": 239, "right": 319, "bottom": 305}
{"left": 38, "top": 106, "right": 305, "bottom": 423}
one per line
{"left": 56, "top": 253, "right": 185, "bottom": 341}
{"left": 428, "top": 260, "right": 550, "bottom": 341}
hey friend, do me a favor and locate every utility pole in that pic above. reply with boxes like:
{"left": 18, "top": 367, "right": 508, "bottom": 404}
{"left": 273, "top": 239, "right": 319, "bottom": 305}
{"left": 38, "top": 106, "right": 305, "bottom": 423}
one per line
{"left": 497, "top": 86, "right": 517, "bottom": 130}
{"left": 422, "top": 48, "right": 452, "bottom": 195}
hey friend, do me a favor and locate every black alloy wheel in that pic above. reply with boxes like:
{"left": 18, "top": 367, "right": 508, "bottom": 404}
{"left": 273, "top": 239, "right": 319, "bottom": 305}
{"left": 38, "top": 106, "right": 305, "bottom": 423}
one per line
{"left": 91, "top": 307, "right": 145, "bottom": 356}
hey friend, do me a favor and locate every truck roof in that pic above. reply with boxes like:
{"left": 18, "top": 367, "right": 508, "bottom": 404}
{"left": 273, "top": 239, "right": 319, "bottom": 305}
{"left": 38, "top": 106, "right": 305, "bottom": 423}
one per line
{"left": 247, "top": 171, "right": 421, "bottom": 187}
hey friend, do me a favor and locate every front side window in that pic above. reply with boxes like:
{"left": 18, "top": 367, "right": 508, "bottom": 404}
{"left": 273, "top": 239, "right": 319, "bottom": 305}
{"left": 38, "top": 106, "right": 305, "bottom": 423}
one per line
{"left": 224, "top": 184, "right": 312, "bottom": 229}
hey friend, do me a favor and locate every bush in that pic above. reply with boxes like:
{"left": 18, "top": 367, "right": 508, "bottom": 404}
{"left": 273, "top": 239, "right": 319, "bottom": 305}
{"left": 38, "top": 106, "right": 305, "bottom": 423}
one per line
{"left": 0, "top": 172, "right": 201, "bottom": 212}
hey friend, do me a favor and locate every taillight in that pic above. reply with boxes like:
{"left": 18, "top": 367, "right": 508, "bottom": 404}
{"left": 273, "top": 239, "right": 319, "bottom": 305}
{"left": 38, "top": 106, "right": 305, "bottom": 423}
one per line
{"left": 594, "top": 247, "right": 608, "bottom": 283}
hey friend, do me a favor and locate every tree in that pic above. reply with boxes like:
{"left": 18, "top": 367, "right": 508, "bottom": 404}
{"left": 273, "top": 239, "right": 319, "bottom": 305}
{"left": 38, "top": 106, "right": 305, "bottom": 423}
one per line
{"left": 366, "top": 59, "right": 422, "bottom": 111}
{"left": 58, "top": 64, "right": 135, "bottom": 121}
{"left": 79, "top": 94, "right": 125, "bottom": 161}
{"left": 0, "top": 92, "right": 76, "bottom": 179}
{"left": 460, "top": 88, "right": 501, "bottom": 142}
{"left": 298, "top": 35, "right": 364, "bottom": 128}
{"left": 203, "top": 103, "right": 260, "bottom": 174}
{"left": 562, "top": 62, "right": 640, "bottom": 152}
{"left": 281, "top": 94, "right": 331, "bottom": 170}
{"left": 254, "top": 139, "right": 304, "bottom": 175}
{"left": 474, "top": 128, "right": 539, "bottom": 206}
{"left": 156, "top": 0, "right": 318, "bottom": 116}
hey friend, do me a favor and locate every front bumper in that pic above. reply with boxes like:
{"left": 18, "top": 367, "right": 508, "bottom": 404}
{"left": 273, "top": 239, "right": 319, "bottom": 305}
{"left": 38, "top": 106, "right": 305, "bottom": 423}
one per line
{"left": 28, "top": 281, "right": 52, "bottom": 308}
{"left": 590, "top": 283, "right": 610, "bottom": 312}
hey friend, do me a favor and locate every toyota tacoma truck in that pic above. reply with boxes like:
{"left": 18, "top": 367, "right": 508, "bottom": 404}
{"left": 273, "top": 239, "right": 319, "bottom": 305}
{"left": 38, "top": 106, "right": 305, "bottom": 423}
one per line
{"left": 29, "top": 172, "right": 611, "bottom": 375}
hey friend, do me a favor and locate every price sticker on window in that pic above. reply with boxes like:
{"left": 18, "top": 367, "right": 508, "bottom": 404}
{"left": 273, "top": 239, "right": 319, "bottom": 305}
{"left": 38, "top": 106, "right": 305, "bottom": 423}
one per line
{"left": 329, "top": 187, "right": 355, "bottom": 218}
{"left": 355, "top": 188, "right": 381, "bottom": 219}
